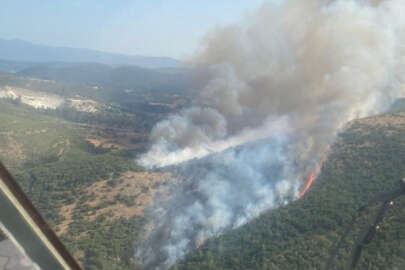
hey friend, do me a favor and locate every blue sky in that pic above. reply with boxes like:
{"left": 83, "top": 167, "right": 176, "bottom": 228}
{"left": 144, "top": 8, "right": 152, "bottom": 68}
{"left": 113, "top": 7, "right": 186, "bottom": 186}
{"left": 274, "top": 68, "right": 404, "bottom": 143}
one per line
{"left": 0, "top": 1, "right": 268, "bottom": 59}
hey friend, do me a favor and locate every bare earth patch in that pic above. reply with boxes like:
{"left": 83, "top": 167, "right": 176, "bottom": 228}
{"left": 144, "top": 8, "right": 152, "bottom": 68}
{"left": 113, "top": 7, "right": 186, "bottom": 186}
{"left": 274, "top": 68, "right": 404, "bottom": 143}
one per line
{"left": 84, "top": 171, "right": 172, "bottom": 221}
{"left": 0, "top": 136, "right": 26, "bottom": 165}
{"left": 56, "top": 204, "right": 76, "bottom": 235}
{"left": 57, "top": 171, "right": 173, "bottom": 235}
{"left": 86, "top": 137, "right": 125, "bottom": 150}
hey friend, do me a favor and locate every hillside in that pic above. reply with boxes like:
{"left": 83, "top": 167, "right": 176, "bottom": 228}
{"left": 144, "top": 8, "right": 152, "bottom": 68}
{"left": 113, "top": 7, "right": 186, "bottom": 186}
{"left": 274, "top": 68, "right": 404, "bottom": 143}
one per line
{"left": 0, "top": 59, "right": 38, "bottom": 73}
{"left": 0, "top": 100, "right": 175, "bottom": 269}
{"left": 0, "top": 71, "right": 190, "bottom": 133}
{"left": 1, "top": 88, "right": 405, "bottom": 270}
{"left": 0, "top": 39, "right": 181, "bottom": 69}
{"left": 173, "top": 111, "right": 405, "bottom": 270}
{"left": 1, "top": 67, "right": 405, "bottom": 270}
{"left": 17, "top": 63, "right": 192, "bottom": 94}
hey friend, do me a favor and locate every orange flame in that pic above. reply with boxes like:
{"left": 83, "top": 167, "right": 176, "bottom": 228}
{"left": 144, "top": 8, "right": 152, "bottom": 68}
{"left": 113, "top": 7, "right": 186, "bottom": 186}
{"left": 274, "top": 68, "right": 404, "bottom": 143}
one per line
{"left": 299, "top": 146, "right": 330, "bottom": 198}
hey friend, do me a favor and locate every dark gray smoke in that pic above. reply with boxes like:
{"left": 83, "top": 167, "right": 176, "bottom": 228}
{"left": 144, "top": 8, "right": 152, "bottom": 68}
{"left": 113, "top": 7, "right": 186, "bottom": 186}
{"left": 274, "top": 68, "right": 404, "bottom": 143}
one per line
{"left": 137, "top": 0, "right": 405, "bottom": 268}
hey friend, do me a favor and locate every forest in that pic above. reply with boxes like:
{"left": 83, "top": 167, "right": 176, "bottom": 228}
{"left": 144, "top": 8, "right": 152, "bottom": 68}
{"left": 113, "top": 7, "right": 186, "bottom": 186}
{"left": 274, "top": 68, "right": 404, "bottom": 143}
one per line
{"left": 0, "top": 100, "right": 149, "bottom": 269}
{"left": 173, "top": 109, "right": 405, "bottom": 270}
{"left": 1, "top": 76, "right": 405, "bottom": 269}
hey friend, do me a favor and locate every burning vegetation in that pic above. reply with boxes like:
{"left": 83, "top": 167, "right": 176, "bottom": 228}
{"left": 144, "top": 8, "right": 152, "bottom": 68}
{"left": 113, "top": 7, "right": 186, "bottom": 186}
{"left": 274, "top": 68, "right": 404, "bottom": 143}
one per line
{"left": 136, "top": 0, "right": 405, "bottom": 269}
{"left": 299, "top": 146, "right": 330, "bottom": 198}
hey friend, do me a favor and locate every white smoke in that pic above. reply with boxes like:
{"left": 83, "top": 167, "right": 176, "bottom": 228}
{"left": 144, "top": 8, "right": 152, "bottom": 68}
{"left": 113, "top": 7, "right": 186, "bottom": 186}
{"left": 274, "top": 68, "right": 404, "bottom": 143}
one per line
{"left": 136, "top": 0, "right": 405, "bottom": 269}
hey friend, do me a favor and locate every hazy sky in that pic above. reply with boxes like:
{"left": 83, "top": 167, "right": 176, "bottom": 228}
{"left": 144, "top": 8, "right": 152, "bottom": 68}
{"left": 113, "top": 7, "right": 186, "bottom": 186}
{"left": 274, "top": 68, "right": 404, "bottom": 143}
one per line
{"left": 0, "top": 1, "right": 269, "bottom": 59}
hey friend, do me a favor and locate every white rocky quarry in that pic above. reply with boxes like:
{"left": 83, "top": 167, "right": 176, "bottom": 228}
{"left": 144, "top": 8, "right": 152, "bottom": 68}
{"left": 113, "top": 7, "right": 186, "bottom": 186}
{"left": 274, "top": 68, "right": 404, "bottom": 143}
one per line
{"left": 0, "top": 86, "right": 99, "bottom": 113}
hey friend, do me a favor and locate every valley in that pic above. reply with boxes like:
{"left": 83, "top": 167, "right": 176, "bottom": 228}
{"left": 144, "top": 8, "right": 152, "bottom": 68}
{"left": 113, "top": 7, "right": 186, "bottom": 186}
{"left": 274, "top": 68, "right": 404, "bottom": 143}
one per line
{"left": 3, "top": 1, "right": 405, "bottom": 269}
{"left": 0, "top": 64, "right": 190, "bottom": 269}
{"left": 1, "top": 67, "right": 405, "bottom": 270}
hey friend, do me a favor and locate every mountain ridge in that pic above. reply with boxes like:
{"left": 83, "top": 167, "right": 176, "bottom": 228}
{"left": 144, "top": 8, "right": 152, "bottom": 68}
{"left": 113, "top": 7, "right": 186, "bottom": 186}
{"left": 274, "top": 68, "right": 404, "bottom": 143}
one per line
{"left": 0, "top": 38, "right": 181, "bottom": 69}
{"left": 173, "top": 109, "right": 405, "bottom": 270}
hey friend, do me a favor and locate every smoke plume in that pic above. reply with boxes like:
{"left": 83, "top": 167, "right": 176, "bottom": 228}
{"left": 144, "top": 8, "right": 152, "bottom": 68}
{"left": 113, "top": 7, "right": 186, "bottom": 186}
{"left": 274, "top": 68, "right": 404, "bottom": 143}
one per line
{"left": 136, "top": 0, "right": 405, "bottom": 269}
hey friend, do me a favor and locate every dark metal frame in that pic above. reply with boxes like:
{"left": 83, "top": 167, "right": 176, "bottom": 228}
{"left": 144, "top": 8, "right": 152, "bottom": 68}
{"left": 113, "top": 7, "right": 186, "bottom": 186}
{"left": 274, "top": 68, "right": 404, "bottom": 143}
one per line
{"left": 0, "top": 161, "right": 82, "bottom": 270}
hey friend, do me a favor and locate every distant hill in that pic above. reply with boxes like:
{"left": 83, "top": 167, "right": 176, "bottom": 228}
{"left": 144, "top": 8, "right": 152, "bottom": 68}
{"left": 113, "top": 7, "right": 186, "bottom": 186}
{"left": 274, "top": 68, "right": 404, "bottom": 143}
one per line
{"left": 0, "top": 39, "right": 181, "bottom": 69}
{"left": 17, "top": 62, "right": 193, "bottom": 93}
{"left": 0, "top": 59, "right": 39, "bottom": 73}
{"left": 174, "top": 111, "right": 405, "bottom": 270}
{"left": 0, "top": 71, "right": 190, "bottom": 133}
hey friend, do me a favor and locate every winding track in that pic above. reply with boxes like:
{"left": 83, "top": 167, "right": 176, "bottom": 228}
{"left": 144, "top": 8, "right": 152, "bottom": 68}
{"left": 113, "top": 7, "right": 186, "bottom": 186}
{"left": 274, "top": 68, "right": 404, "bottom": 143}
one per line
{"left": 324, "top": 179, "right": 405, "bottom": 270}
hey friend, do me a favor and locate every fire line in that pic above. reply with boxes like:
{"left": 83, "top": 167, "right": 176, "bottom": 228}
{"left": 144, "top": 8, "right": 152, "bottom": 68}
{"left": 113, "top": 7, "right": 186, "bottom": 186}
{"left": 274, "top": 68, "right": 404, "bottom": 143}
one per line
{"left": 299, "top": 146, "right": 330, "bottom": 198}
